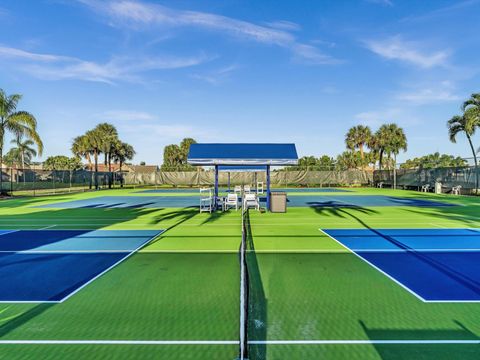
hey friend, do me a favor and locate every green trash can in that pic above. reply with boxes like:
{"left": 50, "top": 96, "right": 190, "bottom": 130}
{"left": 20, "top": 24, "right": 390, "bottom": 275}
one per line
{"left": 270, "top": 191, "right": 287, "bottom": 213}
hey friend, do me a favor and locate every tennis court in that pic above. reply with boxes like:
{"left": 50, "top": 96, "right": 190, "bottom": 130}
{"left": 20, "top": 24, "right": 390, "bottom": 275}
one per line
{"left": 1, "top": 187, "right": 480, "bottom": 359}
{"left": 35, "top": 194, "right": 453, "bottom": 209}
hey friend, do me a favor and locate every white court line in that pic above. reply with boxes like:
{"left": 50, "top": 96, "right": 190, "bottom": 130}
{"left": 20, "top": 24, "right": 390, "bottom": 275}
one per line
{"left": 430, "top": 223, "right": 447, "bottom": 228}
{"left": 0, "top": 339, "right": 478, "bottom": 346}
{"left": 58, "top": 230, "right": 165, "bottom": 303}
{"left": 0, "top": 340, "right": 237, "bottom": 345}
{"left": 318, "top": 228, "right": 428, "bottom": 303}
{"left": 319, "top": 228, "right": 480, "bottom": 303}
{"left": 0, "top": 230, "right": 20, "bottom": 237}
{"left": 0, "top": 229, "right": 166, "bottom": 304}
{"left": 40, "top": 225, "right": 56, "bottom": 230}
{"left": 249, "top": 340, "right": 480, "bottom": 345}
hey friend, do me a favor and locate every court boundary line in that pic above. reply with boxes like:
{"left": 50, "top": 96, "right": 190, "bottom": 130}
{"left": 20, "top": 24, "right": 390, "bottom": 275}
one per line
{"left": 0, "top": 339, "right": 479, "bottom": 346}
{"left": 318, "top": 228, "right": 427, "bottom": 303}
{"left": 320, "top": 228, "right": 480, "bottom": 303}
{"left": 0, "top": 229, "right": 165, "bottom": 304}
{"left": 58, "top": 229, "right": 165, "bottom": 303}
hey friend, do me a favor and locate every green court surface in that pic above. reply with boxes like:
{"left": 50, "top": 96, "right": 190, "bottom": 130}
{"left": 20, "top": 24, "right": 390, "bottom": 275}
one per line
{"left": 1, "top": 187, "right": 480, "bottom": 359}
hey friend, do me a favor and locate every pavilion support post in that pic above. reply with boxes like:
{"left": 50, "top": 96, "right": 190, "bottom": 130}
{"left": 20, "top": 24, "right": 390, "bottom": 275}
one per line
{"left": 266, "top": 165, "right": 271, "bottom": 211}
{"left": 214, "top": 165, "right": 219, "bottom": 210}
{"left": 228, "top": 172, "right": 231, "bottom": 192}
{"left": 254, "top": 172, "right": 257, "bottom": 192}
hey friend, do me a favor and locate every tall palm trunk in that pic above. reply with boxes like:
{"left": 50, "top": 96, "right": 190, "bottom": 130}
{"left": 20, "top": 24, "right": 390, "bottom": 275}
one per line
{"left": 21, "top": 150, "right": 25, "bottom": 184}
{"left": 359, "top": 143, "right": 365, "bottom": 170}
{"left": 119, "top": 160, "right": 124, "bottom": 188}
{"left": 467, "top": 134, "right": 479, "bottom": 192}
{"left": 379, "top": 149, "right": 384, "bottom": 170}
{"left": 393, "top": 153, "right": 397, "bottom": 190}
{"left": 0, "top": 145, "right": 3, "bottom": 194}
{"left": 94, "top": 149, "right": 99, "bottom": 190}
{"left": 108, "top": 152, "right": 112, "bottom": 188}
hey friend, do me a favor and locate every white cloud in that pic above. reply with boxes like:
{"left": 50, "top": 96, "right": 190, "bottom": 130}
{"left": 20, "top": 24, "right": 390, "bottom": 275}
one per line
{"left": 355, "top": 108, "right": 401, "bottom": 127}
{"left": 396, "top": 88, "right": 460, "bottom": 105}
{"left": 78, "top": 0, "right": 339, "bottom": 65}
{"left": 265, "top": 20, "right": 301, "bottom": 32}
{"left": 364, "top": 36, "right": 449, "bottom": 68}
{"left": 354, "top": 107, "right": 420, "bottom": 128}
{"left": 0, "top": 45, "right": 211, "bottom": 83}
{"left": 191, "top": 64, "right": 239, "bottom": 85}
{"left": 0, "top": 45, "right": 71, "bottom": 62}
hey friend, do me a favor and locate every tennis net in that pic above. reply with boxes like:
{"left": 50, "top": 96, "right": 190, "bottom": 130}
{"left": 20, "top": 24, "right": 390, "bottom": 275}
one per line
{"left": 239, "top": 199, "right": 250, "bottom": 360}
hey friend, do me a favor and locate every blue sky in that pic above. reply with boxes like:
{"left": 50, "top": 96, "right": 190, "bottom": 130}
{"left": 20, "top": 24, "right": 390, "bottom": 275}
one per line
{"left": 1, "top": 0, "right": 479, "bottom": 164}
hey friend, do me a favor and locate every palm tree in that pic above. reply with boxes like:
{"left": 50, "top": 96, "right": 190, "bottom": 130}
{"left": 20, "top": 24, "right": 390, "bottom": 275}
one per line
{"left": 383, "top": 124, "right": 407, "bottom": 189}
{"left": 373, "top": 126, "right": 391, "bottom": 170}
{"left": 112, "top": 141, "right": 135, "bottom": 187}
{"left": 10, "top": 134, "right": 37, "bottom": 184}
{"left": 95, "top": 123, "right": 119, "bottom": 188}
{"left": 72, "top": 135, "right": 92, "bottom": 170}
{"left": 85, "top": 128, "right": 103, "bottom": 189}
{"left": 462, "top": 93, "right": 480, "bottom": 112}
{"left": 11, "top": 134, "right": 37, "bottom": 170}
{"left": 448, "top": 107, "right": 480, "bottom": 191}
{"left": 345, "top": 125, "right": 372, "bottom": 168}
{"left": 0, "top": 89, "right": 43, "bottom": 192}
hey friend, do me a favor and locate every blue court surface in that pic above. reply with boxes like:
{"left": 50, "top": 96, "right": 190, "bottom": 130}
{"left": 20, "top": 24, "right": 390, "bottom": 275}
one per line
{"left": 323, "top": 228, "right": 480, "bottom": 302}
{"left": 0, "top": 229, "right": 163, "bottom": 302}
{"left": 38, "top": 195, "right": 451, "bottom": 209}
{"left": 135, "top": 188, "right": 202, "bottom": 193}
{"left": 293, "top": 195, "right": 452, "bottom": 208}
{"left": 38, "top": 196, "right": 198, "bottom": 209}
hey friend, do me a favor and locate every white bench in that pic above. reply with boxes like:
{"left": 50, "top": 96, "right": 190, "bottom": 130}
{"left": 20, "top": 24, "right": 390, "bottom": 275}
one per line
{"left": 421, "top": 184, "right": 431, "bottom": 192}
{"left": 452, "top": 185, "right": 462, "bottom": 195}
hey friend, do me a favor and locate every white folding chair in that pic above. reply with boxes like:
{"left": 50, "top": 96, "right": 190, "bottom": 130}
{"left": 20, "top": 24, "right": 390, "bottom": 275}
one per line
{"left": 199, "top": 187, "right": 213, "bottom": 213}
{"left": 256, "top": 181, "right": 264, "bottom": 194}
{"left": 234, "top": 185, "right": 242, "bottom": 194}
{"left": 452, "top": 185, "right": 462, "bottom": 195}
{"left": 421, "top": 184, "right": 430, "bottom": 192}
{"left": 224, "top": 193, "right": 239, "bottom": 211}
{"left": 244, "top": 193, "right": 259, "bottom": 211}
{"left": 244, "top": 185, "right": 251, "bottom": 193}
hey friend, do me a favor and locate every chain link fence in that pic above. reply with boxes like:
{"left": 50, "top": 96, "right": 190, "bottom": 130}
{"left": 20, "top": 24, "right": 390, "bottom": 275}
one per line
{"left": 373, "top": 166, "right": 479, "bottom": 193}
{"left": 1, "top": 167, "right": 373, "bottom": 195}
{"left": 123, "top": 169, "right": 373, "bottom": 187}
{"left": 0, "top": 168, "right": 124, "bottom": 196}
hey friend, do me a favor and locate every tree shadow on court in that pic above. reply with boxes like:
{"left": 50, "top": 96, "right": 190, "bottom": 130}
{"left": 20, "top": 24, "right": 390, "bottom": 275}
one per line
{"left": 245, "top": 210, "right": 268, "bottom": 360}
{"left": 0, "top": 303, "right": 55, "bottom": 338}
{"left": 307, "top": 201, "right": 379, "bottom": 224}
{"left": 359, "top": 319, "right": 480, "bottom": 360}
{"left": 403, "top": 206, "right": 480, "bottom": 228}
{"left": 312, "top": 202, "right": 480, "bottom": 299}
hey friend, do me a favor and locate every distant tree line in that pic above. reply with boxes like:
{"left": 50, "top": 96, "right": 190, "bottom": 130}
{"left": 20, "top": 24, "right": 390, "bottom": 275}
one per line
{"left": 161, "top": 138, "right": 197, "bottom": 171}
{"left": 400, "top": 153, "right": 467, "bottom": 170}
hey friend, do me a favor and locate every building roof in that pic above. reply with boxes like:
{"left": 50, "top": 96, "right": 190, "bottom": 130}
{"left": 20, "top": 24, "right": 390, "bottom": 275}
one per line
{"left": 187, "top": 143, "right": 298, "bottom": 166}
